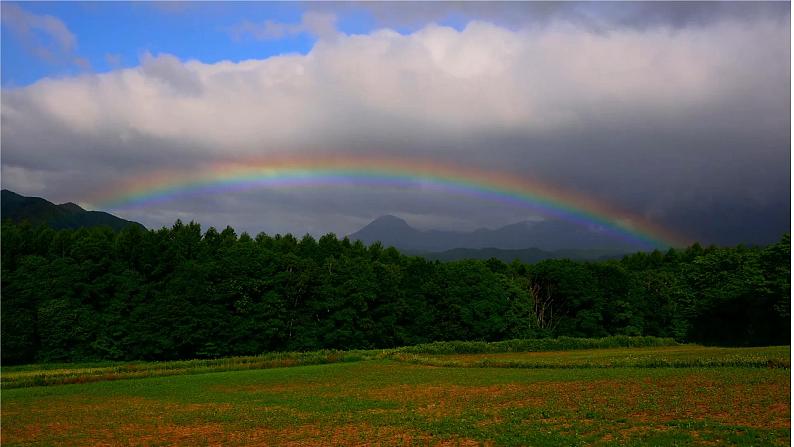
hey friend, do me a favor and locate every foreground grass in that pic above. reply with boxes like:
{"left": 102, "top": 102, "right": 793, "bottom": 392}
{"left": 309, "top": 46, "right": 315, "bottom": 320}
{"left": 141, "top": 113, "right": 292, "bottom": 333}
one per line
{"left": 2, "top": 339, "right": 790, "bottom": 445}
{"left": 2, "top": 360, "right": 789, "bottom": 446}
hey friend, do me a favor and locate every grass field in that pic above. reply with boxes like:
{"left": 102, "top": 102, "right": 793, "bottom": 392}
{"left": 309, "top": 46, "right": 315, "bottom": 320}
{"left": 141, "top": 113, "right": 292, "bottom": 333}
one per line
{"left": 2, "top": 343, "right": 790, "bottom": 446}
{"left": 392, "top": 345, "right": 791, "bottom": 369}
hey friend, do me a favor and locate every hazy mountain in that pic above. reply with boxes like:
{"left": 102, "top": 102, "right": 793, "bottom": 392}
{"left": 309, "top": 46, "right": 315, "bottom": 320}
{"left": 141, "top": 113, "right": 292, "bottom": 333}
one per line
{"left": 349, "top": 215, "right": 464, "bottom": 252}
{"left": 349, "top": 214, "right": 645, "bottom": 253}
{"left": 1, "top": 190, "right": 144, "bottom": 231}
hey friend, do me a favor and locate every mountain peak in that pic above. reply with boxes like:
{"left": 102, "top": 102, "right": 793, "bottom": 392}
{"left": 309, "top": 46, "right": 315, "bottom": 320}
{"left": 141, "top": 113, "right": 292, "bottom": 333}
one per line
{"left": 368, "top": 214, "right": 411, "bottom": 228}
{"left": 58, "top": 202, "right": 85, "bottom": 213}
{"left": 348, "top": 215, "right": 430, "bottom": 250}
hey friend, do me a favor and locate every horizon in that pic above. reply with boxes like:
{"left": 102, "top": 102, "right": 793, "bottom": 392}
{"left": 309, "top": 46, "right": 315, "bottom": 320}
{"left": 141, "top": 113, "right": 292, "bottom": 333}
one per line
{"left": 7, "top": 187, "right": 788, "bottom": 254}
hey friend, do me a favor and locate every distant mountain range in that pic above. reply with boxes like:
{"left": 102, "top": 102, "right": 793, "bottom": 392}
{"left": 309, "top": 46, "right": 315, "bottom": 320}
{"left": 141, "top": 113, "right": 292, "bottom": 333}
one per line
{"left": 348, "top": 215, "right": 641, "bottom": 261}
{"left": 1, "top": 190, "right": 639, "bottom": 262}
{"left": 1, "top": 190, "right": 144, "bottom": 231}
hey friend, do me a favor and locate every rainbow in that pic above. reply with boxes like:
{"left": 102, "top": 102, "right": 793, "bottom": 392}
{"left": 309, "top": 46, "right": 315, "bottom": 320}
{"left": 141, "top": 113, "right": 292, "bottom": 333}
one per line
{"left": 88, "top": 154, "right": 689, "bottom": 248}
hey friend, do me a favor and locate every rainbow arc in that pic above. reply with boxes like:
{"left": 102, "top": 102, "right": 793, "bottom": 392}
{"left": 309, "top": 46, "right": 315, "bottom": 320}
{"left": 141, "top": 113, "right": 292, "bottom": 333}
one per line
{"left": 89, "top": 155, "right": 689, "bottom": 248}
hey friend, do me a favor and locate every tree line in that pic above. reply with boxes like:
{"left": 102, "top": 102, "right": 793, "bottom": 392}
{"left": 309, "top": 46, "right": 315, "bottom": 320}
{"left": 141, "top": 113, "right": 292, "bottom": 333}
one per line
{"left": 1, "top": 220, "right": 789, "bottom": 364}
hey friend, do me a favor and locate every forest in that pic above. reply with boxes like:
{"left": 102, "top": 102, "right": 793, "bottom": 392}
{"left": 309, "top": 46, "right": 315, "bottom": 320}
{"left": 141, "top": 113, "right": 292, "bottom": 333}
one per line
{"left": 1, "top": 220, "right": 789, "bottom": 365}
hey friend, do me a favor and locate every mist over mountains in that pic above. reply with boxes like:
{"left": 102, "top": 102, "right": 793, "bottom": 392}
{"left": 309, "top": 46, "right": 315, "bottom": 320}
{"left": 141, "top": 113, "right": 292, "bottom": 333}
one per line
{"left": 1, "top": 190, "right": 650, "bottom": 262}
{"left": 349, "top": 215, "right": 647, "bottom": 252}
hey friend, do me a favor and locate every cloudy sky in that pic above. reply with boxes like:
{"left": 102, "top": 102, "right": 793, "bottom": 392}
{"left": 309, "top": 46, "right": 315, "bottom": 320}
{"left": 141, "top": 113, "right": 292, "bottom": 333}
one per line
{"left": 1, "top": 1, "right": 790, "bottom": 246}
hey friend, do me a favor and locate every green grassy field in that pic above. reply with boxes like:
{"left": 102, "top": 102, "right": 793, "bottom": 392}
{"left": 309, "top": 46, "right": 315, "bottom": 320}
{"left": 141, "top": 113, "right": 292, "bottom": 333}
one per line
{"left": 2, "top": 343, "right": 790, "bottom": 446}
{"left": 0, "top": 336, "right": 681, "bottom": 389}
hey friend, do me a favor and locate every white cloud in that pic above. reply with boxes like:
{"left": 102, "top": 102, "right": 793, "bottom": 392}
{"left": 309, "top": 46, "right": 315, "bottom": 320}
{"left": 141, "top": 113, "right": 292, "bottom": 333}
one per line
{"left": 7, "top": 19, "right": 786, "bottom": 150}
{"left": 105, "top": 53, "right": 122, "bottom": 68}
{"left": 1, "top": 17, "right": 789, "bottom": 240}
{"left": 1, "top": 3, "right": 77, "bottom": 62}
{"left": 229, "top": 11, "right": 338, "bottom": 42}
{"left": 139, "top": 52, "right": 203, "bottom": 96}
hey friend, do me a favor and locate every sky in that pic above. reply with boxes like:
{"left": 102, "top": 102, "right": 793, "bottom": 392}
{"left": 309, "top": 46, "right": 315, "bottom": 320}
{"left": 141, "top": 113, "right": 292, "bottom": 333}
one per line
{"left": 1, "top": 1, "right": 790, "bottom": 246}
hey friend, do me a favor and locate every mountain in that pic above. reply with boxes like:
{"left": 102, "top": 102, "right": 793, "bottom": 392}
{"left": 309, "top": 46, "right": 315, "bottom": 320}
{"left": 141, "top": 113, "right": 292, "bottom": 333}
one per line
{"left": 349, "top": 215, "right": 463, "bottom": 252}
{"left": 349, "top": 214, "right": 645, "bottom": 256}
{"left": 1, "top": 190, "right": 144, "bottom": 231}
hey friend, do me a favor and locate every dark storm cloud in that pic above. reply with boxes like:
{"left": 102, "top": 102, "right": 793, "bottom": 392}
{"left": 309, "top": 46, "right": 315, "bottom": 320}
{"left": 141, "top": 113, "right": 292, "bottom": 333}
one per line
{"left": 1, "top": 3, "right": 789, "bottom": 245}
{"left": 317, "top": 1, "right": 789, "bottom": 32}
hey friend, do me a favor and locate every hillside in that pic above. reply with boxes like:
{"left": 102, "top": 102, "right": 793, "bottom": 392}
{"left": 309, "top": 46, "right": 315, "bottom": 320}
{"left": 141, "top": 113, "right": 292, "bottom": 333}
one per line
{"left": 1, "top": 190, "right": 143, "bottom": 231}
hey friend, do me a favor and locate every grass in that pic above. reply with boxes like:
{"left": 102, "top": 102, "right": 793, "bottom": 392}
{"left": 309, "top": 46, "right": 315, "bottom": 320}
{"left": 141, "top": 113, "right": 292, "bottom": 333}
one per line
{"left": 389, "top": 345, "right": 791, "bottom": 369}
{"left": 0, "top": 350, "right": 372, "bottom": 389}
{"left": 0, "top": 336, "right": 680, "bottom": 389}
{"left": 394, "top": 335, "right": 679, "bottom": 355}
{"left": 1, "top": 339, "right": 790, "bottom": 446}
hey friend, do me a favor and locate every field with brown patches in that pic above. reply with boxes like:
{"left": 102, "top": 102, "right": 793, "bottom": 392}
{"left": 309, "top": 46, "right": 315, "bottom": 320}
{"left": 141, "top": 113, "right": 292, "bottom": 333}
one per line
{"left": 391, "top": 345, "right": 790, "bottom": 369}
{"left": 439, "top": 345, "right": 788, "bottom": 362}
{"left": 2, "top": 346, "right": 790, "bottom": 446}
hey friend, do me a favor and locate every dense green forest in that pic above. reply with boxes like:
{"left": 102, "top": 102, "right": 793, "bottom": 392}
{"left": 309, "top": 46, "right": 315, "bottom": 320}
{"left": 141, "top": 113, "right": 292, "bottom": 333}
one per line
{"left": 1, "top": 220, "right": 789, "bottom": 365}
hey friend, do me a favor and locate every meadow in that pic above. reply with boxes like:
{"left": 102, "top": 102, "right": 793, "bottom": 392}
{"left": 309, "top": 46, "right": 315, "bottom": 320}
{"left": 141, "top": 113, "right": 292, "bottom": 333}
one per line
{"left": 1, "top": 339, "right": 790, "bottom": 446}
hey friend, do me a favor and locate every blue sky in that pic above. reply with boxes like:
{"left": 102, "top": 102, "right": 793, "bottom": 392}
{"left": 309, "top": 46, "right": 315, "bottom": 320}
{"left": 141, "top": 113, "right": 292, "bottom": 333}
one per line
{"left": 1, "top": 2, "right": 469, "bottom": 86}
{"left": 4, "top": 1, "right": 784, "bottom": 86}
{"left": 4, "top": 3, "right": 307, "bottom": 85}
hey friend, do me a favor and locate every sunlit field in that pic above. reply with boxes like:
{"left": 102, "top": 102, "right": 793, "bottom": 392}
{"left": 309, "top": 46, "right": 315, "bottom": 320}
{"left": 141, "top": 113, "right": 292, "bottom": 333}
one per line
{"left": 2, "top": 343, "right": 789, "bottom": 446}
